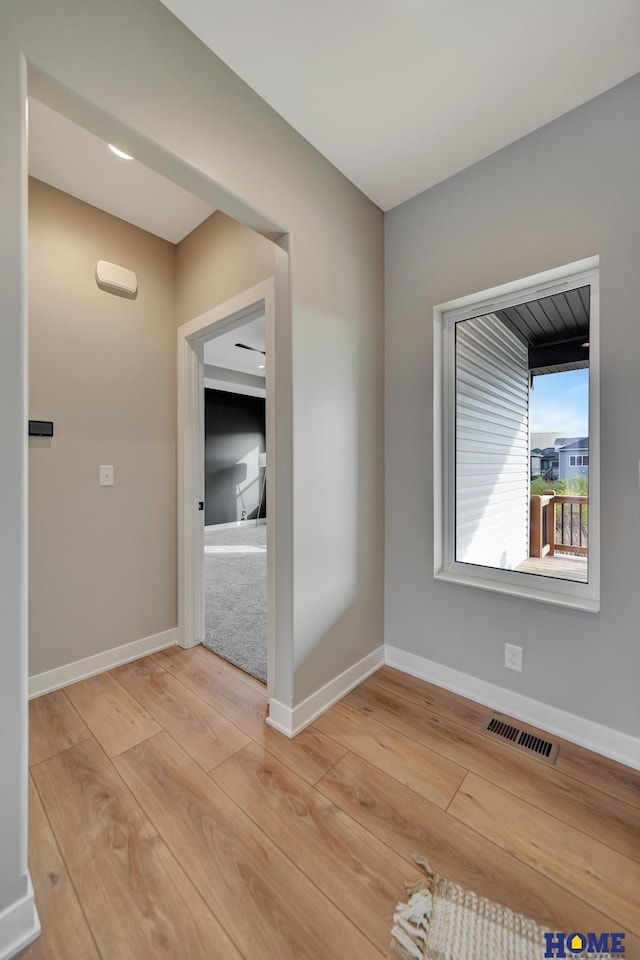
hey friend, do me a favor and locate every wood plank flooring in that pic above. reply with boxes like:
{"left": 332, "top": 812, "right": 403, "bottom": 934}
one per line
{"left": 64, "top": 671, "right": 161, "bottom": 757}
{"left": 344, "top": 680, "right": 640, "bottom": 858}
{"left": 24, "top": 647, "right": 640, "bottom": 959}
{"left": 29, "top": 688, "right": 91, "bottom": 767}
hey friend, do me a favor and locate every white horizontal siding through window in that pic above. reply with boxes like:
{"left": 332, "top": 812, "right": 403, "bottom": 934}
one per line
{"left": 455, "top": 313, "right": 529, "bottom": 569}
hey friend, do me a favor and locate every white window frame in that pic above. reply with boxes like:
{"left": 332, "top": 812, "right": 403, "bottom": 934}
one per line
{"left": 433, "top": 257, "right": 600, "bottom": 612}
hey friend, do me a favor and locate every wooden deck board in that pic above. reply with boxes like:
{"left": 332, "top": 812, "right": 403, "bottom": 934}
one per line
{"left": 516, "top": 553, "right": 588, "bottom": 582}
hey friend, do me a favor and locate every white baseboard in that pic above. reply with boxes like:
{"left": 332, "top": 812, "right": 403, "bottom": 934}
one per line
{"left": 0, "top": 875, "right": 40, "bottom": 960}
{"left": 385, "top": 645, "right": 640, "bottom": 772}
{"left": 267, "top": 645, "right": 385, "bottom": 738}
{"left": 29, "top": 628, "right": 179, "bottom": 699}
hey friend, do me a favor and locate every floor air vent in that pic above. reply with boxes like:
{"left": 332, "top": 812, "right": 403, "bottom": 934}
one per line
{"left": 481, "top": 717, "right": 559, "bottom": 764}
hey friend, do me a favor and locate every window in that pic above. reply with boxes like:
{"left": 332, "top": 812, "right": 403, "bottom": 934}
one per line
{"left": 434, "top": 258, "right": 599, "bottom": 612}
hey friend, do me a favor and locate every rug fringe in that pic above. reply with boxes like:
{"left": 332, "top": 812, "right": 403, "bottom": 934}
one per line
{"left": 391, "top": 880, "right": 433, "bottom": 960}
{"left": 390, "top": 925, "right": 425, "bottom": 960}
{"left": 412, "top": 854, "right": 434, "bottom": 876}
{"left": 405, "top": 855, "right": 435, "bottom": 896}
{"left": 391, "top": 855, "right": 613, "bottom": 960}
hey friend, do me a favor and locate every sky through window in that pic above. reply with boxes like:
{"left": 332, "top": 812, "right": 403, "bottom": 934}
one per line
{"left": 530, "top": 369, "right": 588, "bottom": 436}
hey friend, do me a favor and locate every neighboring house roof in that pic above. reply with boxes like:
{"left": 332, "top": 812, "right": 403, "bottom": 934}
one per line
{"left": 559, "top": 437, "right": 589, "bottom": 451}
{"left": 554, "top": 436, "right": 583, "bottom": 447}
{"left": 530, "top": 432, "right": 563, "bottom": 450}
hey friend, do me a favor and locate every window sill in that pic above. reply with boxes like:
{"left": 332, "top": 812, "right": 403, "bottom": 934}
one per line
{"left": 435, "top": 565, "right": 600, "bottom": 613}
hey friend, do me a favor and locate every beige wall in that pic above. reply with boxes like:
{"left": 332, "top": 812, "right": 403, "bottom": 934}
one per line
{"left": 176, "top": 210, "right": 275, "bottom": 325}
{"left": 29, "top": 178, "right": 178, "bottom": 675}
{"left": 29, "top": 200, "right": 278, "bottom": 679}
{"left": 3, "top": 0, "right": 385, "bottom": 707}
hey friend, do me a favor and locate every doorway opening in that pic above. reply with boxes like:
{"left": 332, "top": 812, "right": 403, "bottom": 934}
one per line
{"left": 178, "top": 280, "right": 277, "bottom": 697}
{"left": 200, "top": 310, "right": 268, "bottom": 684}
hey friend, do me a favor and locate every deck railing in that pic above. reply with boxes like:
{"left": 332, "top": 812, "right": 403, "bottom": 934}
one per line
{"left": 529, "top": 493, "right": 588, "bottom": 558}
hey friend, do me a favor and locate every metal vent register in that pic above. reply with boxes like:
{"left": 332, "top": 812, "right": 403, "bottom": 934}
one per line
{"left": 481, "top": 717, "right": 559, "bottom": 764}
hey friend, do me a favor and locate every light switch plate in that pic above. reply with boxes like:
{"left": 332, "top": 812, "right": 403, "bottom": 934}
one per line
{"left": 99, "top": 465, "right": 114, "bottom": 487}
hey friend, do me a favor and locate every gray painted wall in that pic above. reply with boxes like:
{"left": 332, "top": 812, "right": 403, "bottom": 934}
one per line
{"left": 0, "top": 37, "right": 29, "bottom": 918}
{"left": 385, "top": 74, "right": 640, "bottom": 738}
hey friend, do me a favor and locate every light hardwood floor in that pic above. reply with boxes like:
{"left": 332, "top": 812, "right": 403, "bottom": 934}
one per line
{"left": 24, "top": 647, "right": 640, "bottom": 959}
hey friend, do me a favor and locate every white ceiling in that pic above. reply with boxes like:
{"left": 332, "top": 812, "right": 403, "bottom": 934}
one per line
{"left": 203, "top": 314, "right": 266, "bottom": 377}
{"left": 28, "top": 98, "right": 215, "bottom": 244}
{"left": 159, "top": 0, "right": 640, "bottom": 210}
{"left": 28, "top": 4, "right": 640, "bottom": 228}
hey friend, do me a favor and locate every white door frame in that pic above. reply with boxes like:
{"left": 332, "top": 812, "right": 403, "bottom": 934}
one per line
{"left": 177, "top": 278, "right": 276, "bottom": 695}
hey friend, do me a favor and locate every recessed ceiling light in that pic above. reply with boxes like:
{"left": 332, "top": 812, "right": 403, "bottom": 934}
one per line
{"left": 258, "top": 363, "right": 265, "bottom": 370}
{"left": 108, "top": 144, "right": 133, "bottom": 160}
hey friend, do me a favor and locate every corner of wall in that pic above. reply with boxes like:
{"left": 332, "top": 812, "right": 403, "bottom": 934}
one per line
{"left": 267, "top": 645, "right": 385, "bottom": 737}
{"left": 0, "top": 875, "right": 40, "bottom": 960}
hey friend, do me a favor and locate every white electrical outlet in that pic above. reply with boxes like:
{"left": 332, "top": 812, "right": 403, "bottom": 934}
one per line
{"left": 505, "top": 642, "right": 523, "bottom": 672}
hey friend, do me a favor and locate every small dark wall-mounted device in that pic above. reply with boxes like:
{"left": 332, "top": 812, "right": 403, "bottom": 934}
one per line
{"left": 29, "top": 420, "right": 54, "bottom": 437}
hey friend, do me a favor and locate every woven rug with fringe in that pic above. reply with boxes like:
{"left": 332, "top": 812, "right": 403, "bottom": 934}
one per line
{"left": 391, "top": 857, "right": 613, "bottom": 960}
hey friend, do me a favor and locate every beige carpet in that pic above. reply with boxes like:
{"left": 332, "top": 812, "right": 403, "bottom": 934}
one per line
{"left": 202, "top": 523, "right": 266, "bottom": 683}
{"left": 391, "top": 857, "right": 613, "bottom": 960}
